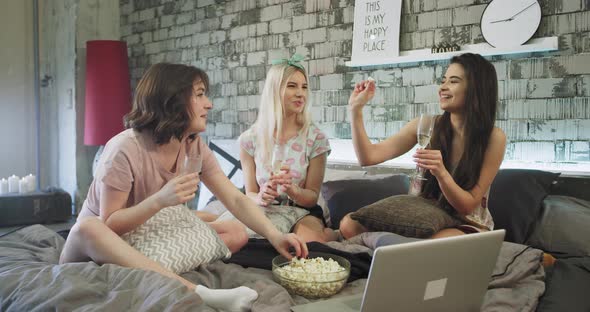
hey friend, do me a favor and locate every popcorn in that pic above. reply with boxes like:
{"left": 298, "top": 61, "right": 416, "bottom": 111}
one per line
{"left": 273, "top": 256, "right": 349, "bottom": 298}
{"left": 367, "top": 76, "right": 375, "bottom": 82}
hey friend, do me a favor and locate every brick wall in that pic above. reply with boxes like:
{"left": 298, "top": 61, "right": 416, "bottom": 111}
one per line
{"left": 120, "top": 0, "right": 590, "bottom": 163}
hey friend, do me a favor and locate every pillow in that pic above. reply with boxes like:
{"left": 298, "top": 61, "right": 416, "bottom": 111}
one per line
{"left": 321, "top": 173, "right": 409, "bottom": 229}
{"left": 216, "top": 204, "right": 310, "bottom": 239}
{"left": 526, "top": 195, "right": 590, "bottom": 257}
{"left": 317, "top": 168, "right": 368, "bottom": 227}
{"left": 488, "top": 169, "right": 560, "bottom": 244}
{"left": 122, "top": 204, "right": 231, "bottom": 274}
{"left": 537, "top": 257, "right": 590, "bottom": 312}
{"left": 350, "top": 195, "right": 461, "bottom": 238}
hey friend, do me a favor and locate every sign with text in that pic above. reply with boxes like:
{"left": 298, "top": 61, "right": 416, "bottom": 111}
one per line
{"left": 350, "top": 0, "right": 402, "bottom": 66}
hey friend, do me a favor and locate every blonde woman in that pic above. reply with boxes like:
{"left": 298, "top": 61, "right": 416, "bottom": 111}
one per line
{"left": 238, "top": 55, "right": 337, "bottom": 243}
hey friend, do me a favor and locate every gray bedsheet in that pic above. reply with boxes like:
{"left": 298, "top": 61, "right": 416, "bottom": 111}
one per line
{"left": 0, "top": 225, "right": 545, "bottom": 311}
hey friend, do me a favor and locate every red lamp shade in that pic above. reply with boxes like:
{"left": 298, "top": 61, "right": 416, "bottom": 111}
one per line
{"left": 84, "top": 40, "right": 131, "bottom": 146}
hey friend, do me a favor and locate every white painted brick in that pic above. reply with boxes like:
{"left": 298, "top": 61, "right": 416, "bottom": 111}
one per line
{"left": 327, "top": 25, "right": 353, "bottom": 41}
{"left": 126, "top": 34, "right": 140, "bottom": 45}
{"left": 184, "top": 23, "right": 202, "bottom": 36}
{"left": 527, "top": 77, "right": 577, "bottom": 98}
{"left": 309, "top": 41, "right": 344, "bottom": 59}
{"left": 270, "top": 18, "right": 292, "bottom": 34}
{"left": 260, "top": 5, "right": 282, "bottom": 22}
{"left": 246, "top": 51, "right": 267, "bottom": 66}
{"left": 505, "top": 98, "right": 590, "bottom": 119}
{"left": 511, "top": 142, "right": 557, "bottom": 162}
{"left": 550, "top": 55, "right": 590, "bottom": 75}
{"left": 510, "top": 58, "right": 549, "bottom": 79}
{"left": 221, "top": 110, "right": 238, "bottom": 123}
{"left": 153, "top": 28, "right": 168, "bottom": 41}
{"left": 256, "top": 22, "right": 269, "bottom": 36}
{"left": 578, "top": 75, "right": 590, "bottom": 96}
{"left": 409, "top": 30, "right": 435, "bottom": 49}
{"left": 192, "top": 33, "right": 210, "bottom": 46}
{"left": 197, "top": 0, "right": 215, "bottom": 8}
{"left": 267, "top": 48, "right": 290, "bottom": 62}
{"left": 220, "top": 14, "right": 238, "bottom": 29}
{"left": 209, "top": 31, "right": 226, "bottom": 44}
{"left": 230, "top": 25, "right": 249, "bottom": 40}
{"left": 380, "top": 86, "right": 415, "bottom": 104}
{"left": 437, "top": 0, "right": 477, "bottom": 10}
{"left": 293, "top": 14, "right": 317, "bottom": 31}
{"left": 365, "top": 121, "right": 387, "bottom": 138}
{"left": 169, "top": 26, "right": 185, "bottom": 38}
{"left": 320, "top": 74, "right": 344, "bottom": 90}
{"left": 145, "top": 42, "right": 160, "bottom": 54}
{"left": 308, "top": 58, "right": 336, "bottom": 76}
{"left": 161, "top": 15, "right": 175, "bottom": 28}
{"left": 286, "top": 31, "right": 303, "bottom": 47}
{"left": 305, "top": 0, "right": 331, "bottom": 13}
{"left": 302, "top": 28, "right": 327, "bottom": 44}
{"left": 498, "top": 79, "right": 528, "bottom": 100}
{"left": 402, "top": 66, "right": 435, "bottom": 86}
{"left": 452, "top": 4, "right": 486, "bottom": 26}
{"left": 215, "top": 123, "right": 234, "bottom": 138}
{"left": 176, "top": 36, "right": 192, "bottom": 48}
{"left": 576, "top": 10, "right": 590, "bottom": 32}
{"left": 422, "top": 0, "right": 436, "bottom": 12}
{"left": 182, "top": 0, "right": 195, "bottom": 11}
{"left": 248, "top": 95, "right": 261, "bottom": 110}
{"left": 139, "top": 8, "right": 155, "bottom": 21}
{"left": 342, "top": 6, "right": 354, "bottom": 24}
{"left": 414, "top": 85, "right": 439, "bottom": 103}
{"left": 282, "top": 2, "right": 295, "bottom": 17}
{"left": 176, "top": 12, "right": 194, "bottom": 25}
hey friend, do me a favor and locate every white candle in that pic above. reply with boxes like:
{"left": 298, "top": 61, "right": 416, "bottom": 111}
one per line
{"left": 19, "top": 178, "right": 28, "bottom": 193}
{"left": 0, "top": 178, "right": 8, "bottom": 194}
{"left": 26, "top": 174, "right": 36, "bottom": 192}
{"left": 8, "top": 175, "right": 19, "bottom": 193}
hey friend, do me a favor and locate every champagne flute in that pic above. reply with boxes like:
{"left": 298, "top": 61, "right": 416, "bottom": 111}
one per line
{"left": 271, "top": 143, "right": 289, "bottom": 206}
{"left": 180, "top": 152, "right": 202, "bottom": 209}
{"left": 413, "top": 113, "right": 435, "bottom": 180}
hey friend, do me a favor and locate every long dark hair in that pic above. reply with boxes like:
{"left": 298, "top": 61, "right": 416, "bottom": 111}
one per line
{"left": 124, "top": 63, "right": 209, "bottom": 144}
{"left": 421, "top": 53, "right": 498, "bottom": 213}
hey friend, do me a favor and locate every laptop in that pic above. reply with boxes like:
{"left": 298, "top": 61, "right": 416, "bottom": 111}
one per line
{"left": 292, "top": 229, "right": 505, "bottom": 312}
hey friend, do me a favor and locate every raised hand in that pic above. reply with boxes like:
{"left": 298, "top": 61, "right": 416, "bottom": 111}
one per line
{"left": 154, "top": 173, "right": 200, "bottom": 208}
{"left": 348, "top": 79, "right": 376, "bottom": 113}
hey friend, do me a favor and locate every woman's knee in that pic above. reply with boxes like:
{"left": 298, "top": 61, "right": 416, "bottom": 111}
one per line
{"left": 75, "top": 217, "right": 108, "bottom": 241}
{"left": 339, "top": 213, "right": 366, "bottom": 240}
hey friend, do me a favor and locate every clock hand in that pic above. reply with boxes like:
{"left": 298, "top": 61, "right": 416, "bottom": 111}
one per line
{"left": 489, "top": 1, "right": 537, "bottom": 23}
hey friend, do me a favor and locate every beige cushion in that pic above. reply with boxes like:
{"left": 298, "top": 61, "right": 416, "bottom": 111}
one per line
{"left": 350, "top": 195, "right": 461, "bottom": 238}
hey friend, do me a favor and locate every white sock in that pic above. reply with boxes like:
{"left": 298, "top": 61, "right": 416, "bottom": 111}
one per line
{"left": 195, "top": 285, "right": 258, "bottom": 312}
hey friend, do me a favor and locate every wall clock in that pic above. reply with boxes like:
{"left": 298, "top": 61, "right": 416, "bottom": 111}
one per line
{"left": 480, "top": 0, "right": 542, "bottom": 48}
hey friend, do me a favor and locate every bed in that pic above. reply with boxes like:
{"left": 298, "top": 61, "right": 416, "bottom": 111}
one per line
{"left": 1, "top": 166, "right": 589, "bottom": 311}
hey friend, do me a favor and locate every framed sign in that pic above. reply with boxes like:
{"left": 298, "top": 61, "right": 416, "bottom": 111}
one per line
{"left": 349, "top": 0, "right": 402, "bottom": 66}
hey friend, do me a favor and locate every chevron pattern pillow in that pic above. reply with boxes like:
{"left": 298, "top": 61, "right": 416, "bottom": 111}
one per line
{"left": 122, "top": 204, "right": 231, "bottom": 274}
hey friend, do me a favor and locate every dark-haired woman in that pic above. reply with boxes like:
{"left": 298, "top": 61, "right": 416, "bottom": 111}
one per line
{"left": 59, "top": 63, "right": 308, "bottom": 312}
{"left": 339, "top": 53, "right": 506, "bottom": 241}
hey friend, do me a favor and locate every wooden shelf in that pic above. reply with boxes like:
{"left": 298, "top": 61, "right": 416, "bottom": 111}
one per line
{"left": 345, "top": 37, "right": 558, "bottom": 67}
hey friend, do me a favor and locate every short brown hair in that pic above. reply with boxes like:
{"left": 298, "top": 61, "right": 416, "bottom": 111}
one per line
{"left": 124, "top": 63, "right": 209, "bottom": 144}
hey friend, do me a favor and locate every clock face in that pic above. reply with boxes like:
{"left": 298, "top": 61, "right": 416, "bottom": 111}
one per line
{"left": 480, "top": 0, "right": 542, "bottom": 48}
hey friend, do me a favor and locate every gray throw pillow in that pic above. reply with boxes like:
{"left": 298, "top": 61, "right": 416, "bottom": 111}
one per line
{"left": 526, "top": 195, "right": 590, "bottom": 257}
{"left": 321, "top": 174, "right": 409, "bottom": 229}
{"left": 122, "top": 204, "right": 231, "bottom": 274}
{"left": 350, "top": 195, "right": 461, "bottom": 238}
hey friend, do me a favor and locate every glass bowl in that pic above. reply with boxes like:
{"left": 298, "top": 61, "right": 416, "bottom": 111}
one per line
{"left": 272, "top": 252, "right": 351, "bottom": 299}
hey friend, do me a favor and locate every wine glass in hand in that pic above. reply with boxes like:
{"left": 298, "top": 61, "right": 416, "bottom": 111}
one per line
{"left": 271, "top": 144, "right": 289, "bottom": 206}
{"left": 413, "top": 113, "right": 435, "bottom": 181}
{"left": 180, "top": 152, "right": 202, "bottom": 209}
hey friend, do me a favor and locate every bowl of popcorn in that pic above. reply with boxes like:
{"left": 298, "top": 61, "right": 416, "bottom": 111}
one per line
{"left": 272, "top": 252, "right": 350, "bottom": 299}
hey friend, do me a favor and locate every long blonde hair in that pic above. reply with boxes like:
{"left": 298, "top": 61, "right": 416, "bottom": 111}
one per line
{"left": 253, "top": 64, "right": 312, "bottom": 164}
